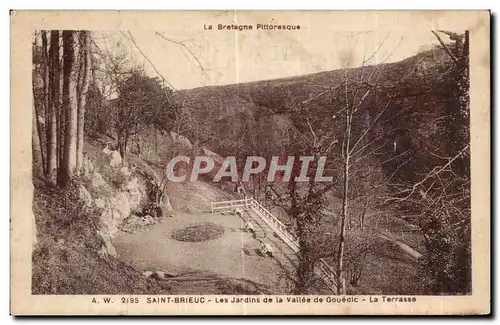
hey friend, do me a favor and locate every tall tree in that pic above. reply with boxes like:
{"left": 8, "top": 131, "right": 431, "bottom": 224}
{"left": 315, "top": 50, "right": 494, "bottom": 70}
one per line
{"left": 31, "top": 88, "right": 44, "bottom": 177}
{"left": 46, "top": 30, "right": 60, "bottom": 184}
{"left": 32, "top": 37, "right": 46, "bottom": 177}
{"left": 115, "top": 72, "right": 167, "bottom": 157}
{"left": 60, "top": 30, "right": 78, "bottom": 186}
{"left": 76, "top": 31, "right": 91, "bottom": 173}
{"left": 40, "top": 31, "right": 50, "bottom": 176}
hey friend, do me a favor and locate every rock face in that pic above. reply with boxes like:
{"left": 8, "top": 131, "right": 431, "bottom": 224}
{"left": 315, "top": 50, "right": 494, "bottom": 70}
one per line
{"left": 102, "top": 144, "right": 122, "bottom": 167}
{"left": 125, "top": 176, "right": 147, "bottom": 214}
{"left": 90, "top": 172, "right": 109, "bottom": 190}
{"left": 119, "top": 214, "right": 157, "bottom": 234}
{"left": 78, "top": 184, "right": 93, "bottom": 208}
{"left": 97, "top": 228, "right": 118, "bottom": 258}
{"left": 170, "top": 131, "right": 192, "bottom": 148}
{"left": 80, "top": 145, "right": 173, "bottom": 259}
{"left": 163, "top": 195, "right": 174, "bottom": 217}
{"left": 93, "top": 188, "right": 142, "bottom": 244}
{"left": 109, "top": 150, "right": 122, "bottom": 168}
{"left": 120, "top": 166, "right": 131, "bottom": 177}
{"left": 82, "top": 154, "right": 96, "bottom": 176}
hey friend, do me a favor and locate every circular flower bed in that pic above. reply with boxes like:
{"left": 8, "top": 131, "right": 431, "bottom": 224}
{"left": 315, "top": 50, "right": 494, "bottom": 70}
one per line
{"left": 171, "top": 222, "right": 225, "bottom": 242}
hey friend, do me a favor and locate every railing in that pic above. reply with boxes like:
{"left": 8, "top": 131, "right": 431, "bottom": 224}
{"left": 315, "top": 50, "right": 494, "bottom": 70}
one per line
{"left": 211, "top": 198, "right": 338, "bottom": 293}
{"left": 317, "top": 259, "right": 338, "bottom": 292}
{"left": 210, "top": 198, "right": 252, "bottom": 213}
{"left": 249, "top": 198, "right": 300, "bottom": 253}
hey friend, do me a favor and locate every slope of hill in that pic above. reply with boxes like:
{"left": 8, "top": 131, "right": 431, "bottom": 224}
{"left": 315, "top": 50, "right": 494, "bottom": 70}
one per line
{"left": 167, "top": 45, "right": 470, "bottom": 295}
{"left": 173, "top": 47, "right": 458, "bottom": 185}
{"left": 176, "top": 48, "right": 451, "bottom": 133}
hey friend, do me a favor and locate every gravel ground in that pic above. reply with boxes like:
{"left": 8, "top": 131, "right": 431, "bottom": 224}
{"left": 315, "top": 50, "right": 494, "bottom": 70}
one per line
{"left": 112, "top": 211, "right": 296, "bottom": 294}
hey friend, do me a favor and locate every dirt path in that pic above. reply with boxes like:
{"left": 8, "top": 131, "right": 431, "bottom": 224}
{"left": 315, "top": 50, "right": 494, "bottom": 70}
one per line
{"left": 112, "top": 210, "right": 295, "bottom": 294}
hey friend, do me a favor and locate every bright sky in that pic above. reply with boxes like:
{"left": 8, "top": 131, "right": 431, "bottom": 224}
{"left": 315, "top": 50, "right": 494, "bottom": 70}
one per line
{"left": 96, "top": 27, "right": 444, "bottom": 91}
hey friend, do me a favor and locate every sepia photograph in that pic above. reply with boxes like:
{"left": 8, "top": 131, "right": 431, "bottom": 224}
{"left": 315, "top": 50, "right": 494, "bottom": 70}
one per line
{"left": 10, "top": 10, "right": 490, "bottom": 315}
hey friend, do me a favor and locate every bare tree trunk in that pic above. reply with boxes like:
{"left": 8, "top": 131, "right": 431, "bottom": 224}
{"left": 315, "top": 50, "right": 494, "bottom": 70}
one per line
{"left": 337, "top": 179, "right": 348, "bottom": 295}
{"left": 117, "top": 130, "right": 127, "bottom": 158}
{"left": 286, "top": 174, "right": 316, "bottom": 294}
{"left": 46, "top": 30, "right": 59, "bottom": 184}
{"left": 360, "top": 196, "right": 368, "bottom": 231}
{"left": 294, "top": 227, "right": 315, "bottom": 294}
{"left": 76, "top": 31, "right": 91, "bottom": 174}
{"left": 60, "top": 31, "right": 78, "bottom": 187}
{"left": 57, "top": 82, "right": 65, "bottom": 183}
{"left": 124, "top": 135, "right": 129, "bottom": 157}
{"left": 154, "top": 125, "right": 158, "bottom": 157}
{"left": 32, "top": 83, "right": 46, "bottom": 175}
{"left": 32, "top": 93, "right": 44, "bottom": 177}
{"left": 57, "top": 63, "right": 64, "bottom": 178}
{"left": 337, "top": 110, "right": 351, "bottom": 295}
{"left": 41, "top": 31, "right": 49, "bottom": 176}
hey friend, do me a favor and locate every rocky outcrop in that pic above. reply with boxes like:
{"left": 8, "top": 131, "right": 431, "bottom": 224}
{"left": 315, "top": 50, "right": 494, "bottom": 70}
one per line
{"left": 125, "top": 176, "right": 147, "bottom": 214}
{"left": 78, "top": 184, "right": 93, "bottom": 207}
{"left": 78, "top": 145, "right": 173, "bottom": 259}
{"left": 97, "top": 228, "right": 118, "bottom": 258}
{"left": 163, "top": 195, "right": 174, "bottom": 217}
{"left": 82, "top": 154, "right": 96, "bottom": 175}
{"left": 102, "top": 144, "right": 122, "bottom": 167}
{"left": 109, "top": 151, "right": 122, "bottom": 168}
{"left": 119, "top": 214, "right": 159, "bottom": 234}
{"left": 170, "top": 131, "right": 192, "bottom": 148}
{"left": 130, "top": 158, "right": 174, "bottom": 219}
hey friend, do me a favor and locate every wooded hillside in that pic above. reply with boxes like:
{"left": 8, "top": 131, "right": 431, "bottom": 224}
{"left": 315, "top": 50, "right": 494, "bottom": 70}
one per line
{"left": 173, "top": 32, "right": 470, "bottom": 294}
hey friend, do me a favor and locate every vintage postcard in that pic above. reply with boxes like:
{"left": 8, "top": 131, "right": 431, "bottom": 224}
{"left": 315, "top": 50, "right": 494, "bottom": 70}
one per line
{"left": 10, "top": 10, "right": 490, "bottom": 315}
